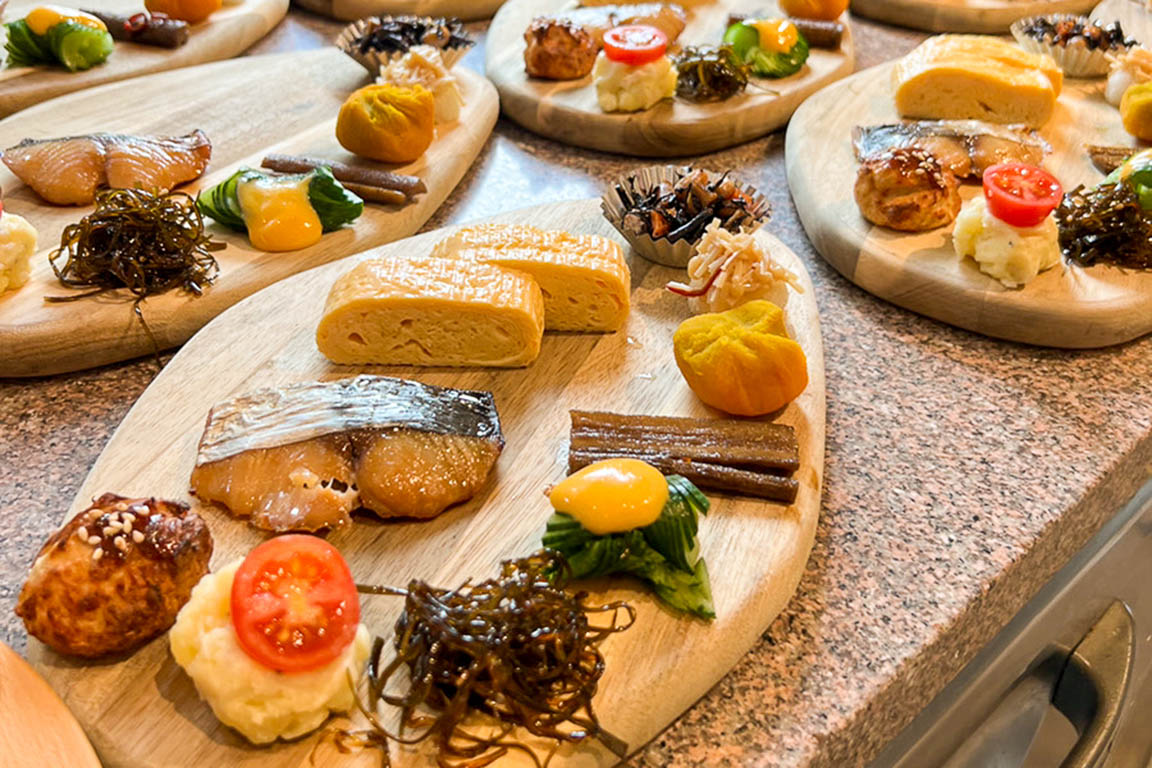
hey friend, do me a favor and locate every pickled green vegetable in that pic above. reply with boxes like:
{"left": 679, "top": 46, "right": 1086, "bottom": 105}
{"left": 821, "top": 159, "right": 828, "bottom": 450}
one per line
{"left": 723, "top": 19, "right": 810, "bottom": 79}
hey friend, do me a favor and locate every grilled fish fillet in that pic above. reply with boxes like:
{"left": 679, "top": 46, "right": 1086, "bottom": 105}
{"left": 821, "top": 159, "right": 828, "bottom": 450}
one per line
{"left": 556, "top": 4, "right": 688, "bottom": 46}
{"left": 852, "top": 121, "right": 1049, "bottom": 180}
{"left": 189, "top": 376, "right": 505, "bottom": 532}
{"left": 2, "top": 130, "right": 212, "bottom": 205}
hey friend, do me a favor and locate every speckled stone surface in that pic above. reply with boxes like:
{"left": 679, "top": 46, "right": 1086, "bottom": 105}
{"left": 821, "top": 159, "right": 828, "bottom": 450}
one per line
{"left": 1, "top": 10, "right": 1148, "bottom": 768}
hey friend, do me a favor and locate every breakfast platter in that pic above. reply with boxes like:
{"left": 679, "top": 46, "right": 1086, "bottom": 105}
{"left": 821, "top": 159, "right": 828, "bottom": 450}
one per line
{"left": 786, "top": 35, "right": 1152, "bottom": 348}
{"left": 849, "top": 0, "right": 1098, "bottom": 34}
{"left": 23, "top": 198, "right": 826, "bottom": 767}
{"left": 0, "top": 46, "right": 498, "bottom": 377}
{"left": 485, "top": 0, "right": 855, "bottom": 157}
{"left": 291, "top": 0, "right": 506, "bottom": 23}
{"left": 0, "top": 0, "right": 290, "bottom": 117}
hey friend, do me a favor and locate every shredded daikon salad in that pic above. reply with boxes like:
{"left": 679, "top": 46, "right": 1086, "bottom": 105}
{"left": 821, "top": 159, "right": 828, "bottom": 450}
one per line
{"left": 668, "top": 220, "right": 801, "bottom": 314}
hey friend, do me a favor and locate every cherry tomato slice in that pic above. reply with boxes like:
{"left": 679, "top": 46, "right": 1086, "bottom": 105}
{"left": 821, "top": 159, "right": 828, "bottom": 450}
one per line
{"left": 982, "top": 163, "right": 1063, "bottom": 229}
{"left": 230, "top": 535, "right": 360, "bottom": 673}
{"left": 602, "top": 25, "right": 668, "bottom": 66}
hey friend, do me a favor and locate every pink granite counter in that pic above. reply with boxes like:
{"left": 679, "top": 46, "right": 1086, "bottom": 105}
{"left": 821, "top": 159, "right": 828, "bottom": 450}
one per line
{"left": 2, "top": 10, "right": 1147, "bottom": 768}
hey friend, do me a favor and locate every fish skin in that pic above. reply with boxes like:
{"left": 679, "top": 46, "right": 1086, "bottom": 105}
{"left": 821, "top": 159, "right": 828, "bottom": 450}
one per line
{"left": 852, "top": 120, "right": 1051, "bottom": 179}
{"left": 1, "top": 130, "right": 212, "bottom": 206}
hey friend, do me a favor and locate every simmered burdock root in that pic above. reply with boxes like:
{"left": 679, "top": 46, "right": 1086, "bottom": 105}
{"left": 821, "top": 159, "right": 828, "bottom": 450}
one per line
{"left": 354, "top": 429, "right": 502, "bottom": 519}
{"left": 190, "top": 437, "right": 358, "bottom": 532}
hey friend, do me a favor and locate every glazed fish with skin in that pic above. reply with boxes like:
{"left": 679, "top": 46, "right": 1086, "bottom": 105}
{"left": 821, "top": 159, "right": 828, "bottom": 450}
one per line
{"left": 555, "top": 3, "right": 687, "bottom": 46}
{"left": 189, "top": 376, "right": 504, "bottom": 532}
{"left": 852, "top": 121, "right": 1049, "bottom": 180}
{"left": 2, "top": 130, "right": 211, "bottom": 205}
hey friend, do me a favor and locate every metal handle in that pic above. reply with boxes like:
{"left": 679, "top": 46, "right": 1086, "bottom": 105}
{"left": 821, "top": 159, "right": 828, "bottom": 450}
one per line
{"left": 1054, "top": 600, "right": 1135, "bottom": 768}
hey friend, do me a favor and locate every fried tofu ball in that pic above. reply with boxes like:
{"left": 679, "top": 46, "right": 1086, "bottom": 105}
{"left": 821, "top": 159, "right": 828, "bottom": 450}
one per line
{"left": 855, "top": 147, "right": 962, "bottom": 232}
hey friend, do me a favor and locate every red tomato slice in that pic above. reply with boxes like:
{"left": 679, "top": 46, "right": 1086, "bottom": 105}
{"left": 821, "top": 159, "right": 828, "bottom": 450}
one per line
{"left": 602, "top": 25, "right": 668, "bottom": 66}
{"left": 230, "top": 535, "right": 360, "bottom": 673}
{"left": 982, "top": 163, "right": 1063, "bottom": 229}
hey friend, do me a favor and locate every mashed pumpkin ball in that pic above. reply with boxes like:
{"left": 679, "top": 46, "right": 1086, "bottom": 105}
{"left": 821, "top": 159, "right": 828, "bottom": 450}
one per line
{"left": 169, "top": 560, "right": 371, "bottom": 745}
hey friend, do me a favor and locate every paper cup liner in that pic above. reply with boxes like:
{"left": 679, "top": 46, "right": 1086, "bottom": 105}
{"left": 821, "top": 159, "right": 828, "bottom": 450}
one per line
{"left": 1012, "top": 15, "right": 1130, "bottom": 78}
{"left": 600, "top": 166, "right": 771, "bottom": 268}
{"left": 336, "top": 16, "right": 473, "bottom": 75}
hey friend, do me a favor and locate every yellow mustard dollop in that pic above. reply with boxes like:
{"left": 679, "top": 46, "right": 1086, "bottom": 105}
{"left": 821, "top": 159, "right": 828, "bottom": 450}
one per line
{"left": 751, "top": 19, "right": 799, "bottom": 54}
{"left": 25, "top": 5, "right": 106, "bottom": 35}
{"left": 236, "top": 175, "right": 322, "bottom": 253}
{"left": 549, "top": 459, "right": 668, "bottom": 535}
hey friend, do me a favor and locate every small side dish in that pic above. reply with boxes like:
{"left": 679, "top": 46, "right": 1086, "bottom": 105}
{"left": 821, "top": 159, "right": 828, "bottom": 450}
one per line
{"left": 378, "top": 44, "right": 463, "bottom": 123}
{"left": 673, "top": 300, "right": 809, "bottom": 417}
{"left": 143, "top": 0, "right": 220, "bottom": 24}
{"left": 892, "top": 35, "right": 1062, "bottom": 128}
{"left": 0, "top": 200, "right": 36, "bottom": 295}
{"left": 170, "top": 536, "right": 370, "bottom": 744}
{"left": 83, "top": 9, "right": 188, "bottom": 48}
{"left": 17, "top": 493, "right": 212, "bottom": 657}
{"left": 3, "top": 130, "right": 211, "bottom": 205}
{"left": 593, "top": 24, "right": 677, "bottom": 113}
{"left": 198, "top": 166, "right": 363, "bottom": 252}
{"left": 854, "top": 147, "right": 961, "bottom": 232}
{"left": 568, "top": 409, "right": 801, "bottom": 501}
{"left": 544, "top": 460, "right": 715, "bottom": 618}
{"left": 722, "top": 18, "right": 809, "bottom": 78}
{"left": 189, "top": 376, "right": 504, "bottom": 531}
{"left": 337, "top": 14, "right": 474, "bottom": 74}
{"left": 953, "top": 164, "right": 1062, "bottom": 287}
{"left": 336, "top": 84, "right": 435, "bottom": 163}
{"left": 1012, "top": 15, "right": 1134, "bottom": 77}
{"left": 4, "top": 5, "right": 114, "bottom": 71}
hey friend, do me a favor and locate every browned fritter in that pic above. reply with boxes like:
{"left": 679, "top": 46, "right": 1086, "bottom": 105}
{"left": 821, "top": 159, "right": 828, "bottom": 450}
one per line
{"left": 524, "top": 18, "right": 598, "bottom": 80}
{"left": 854, "top": 147, "right": 961, "bottom": 232}
{"left": 16, "top": 493, "right": 213, "bottom": 658}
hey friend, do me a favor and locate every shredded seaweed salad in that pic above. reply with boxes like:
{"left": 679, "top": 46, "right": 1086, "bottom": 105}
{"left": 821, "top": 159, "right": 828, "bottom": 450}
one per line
{"left": 335, "top": 551, "right": 634, "bottom": 767}
{"left": 543, "top": 475, "right": 715, "bottom": 620}
{"left": 1056, "top": 181, "right": 1152, "bottom": 269}
{"left": 49, "top": 188, "right": 222, "bottom": 302}
{"left": 674, "top": 45, "right": 749, "bottom": 102}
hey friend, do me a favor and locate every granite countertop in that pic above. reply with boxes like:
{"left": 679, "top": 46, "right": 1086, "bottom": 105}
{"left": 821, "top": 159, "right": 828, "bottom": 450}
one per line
{"left": 3, "top": 10, "right": 1150, "bottom": 768}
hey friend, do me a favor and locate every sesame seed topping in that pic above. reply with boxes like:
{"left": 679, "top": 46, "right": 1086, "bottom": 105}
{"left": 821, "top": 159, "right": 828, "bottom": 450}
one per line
{"left": 102, "top": 526, "right": 116, "bottom": 537}
{"left": 122, "top": 512, "right": 136, "bottom": 525}
{"left": 132, "top": 530, "right": 145, "bottom": 543}
{"left": 114, "top": 536, "right": 129, "bottom": 552}
{"left": 87, "top": 535, "right": 101, "bottom": 546}
{"left": 92, "top": 548, "right": 104, "bottom": 561}
{"left": 76, "top": 526, "right": 88, "bottom": 541}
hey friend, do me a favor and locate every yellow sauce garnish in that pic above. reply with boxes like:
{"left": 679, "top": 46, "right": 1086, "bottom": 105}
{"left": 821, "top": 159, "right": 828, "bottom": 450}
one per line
{"left": 236, "top": 175, "right": 322, "bottom": 252}
{"left": 751, "top": 19, "right": 799, "bottom": 54}
{"left": 549, "top": 459, "right": 668, "bottom": 536}
{"left": 25, "top": 5, "right": 106, "bottom": 35}
{"left": 1119, "top": 147, "right": 1152, "bottom": 180}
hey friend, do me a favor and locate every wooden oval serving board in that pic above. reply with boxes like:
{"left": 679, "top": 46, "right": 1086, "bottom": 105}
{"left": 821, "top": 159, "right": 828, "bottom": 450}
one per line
{"left": 485, "top": 0, "right": 855, "bottom": 157}
{"left": 785, "top": 62, "right": 1152, "bottom": 348}
{"left": 0, "top": 0, "right": 289, "bottom": 118}
{"left": 0, "top": 641, "right": 101, "bottom": 768}
{"left": 26, "top": 198, "right": 825, "bottom": 768}
{"left": 292, "top": 0, "right": 506, "bottom": 23}
{"left": 0, "top": 47, "right": 498, "bottom": 377}
{"left": 850, "top": 0, "right": 1097, "bottom": 34}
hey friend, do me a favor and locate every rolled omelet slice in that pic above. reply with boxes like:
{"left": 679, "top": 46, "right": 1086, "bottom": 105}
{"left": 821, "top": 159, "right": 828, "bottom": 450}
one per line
{"left": 317, "top": 256, "right": 545, "bottom": 367}
{"left": 893, "top": 35, "right": 1062, "bottom": 128}
{"left": 432, "top": 224, "right": 631, "bottom": 332}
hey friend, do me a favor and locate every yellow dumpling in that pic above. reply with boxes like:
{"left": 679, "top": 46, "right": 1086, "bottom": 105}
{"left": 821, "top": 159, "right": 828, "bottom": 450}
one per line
{"left": 336, "top": 84, "right": 435, "bottom": 164}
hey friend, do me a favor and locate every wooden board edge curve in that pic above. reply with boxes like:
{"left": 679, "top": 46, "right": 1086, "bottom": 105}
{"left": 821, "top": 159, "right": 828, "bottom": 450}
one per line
{"left": 290, "top": 0, "right": 506, "bottom": 22}
{"left": 850, "top": 0, "right": 1099, "bottom": 34}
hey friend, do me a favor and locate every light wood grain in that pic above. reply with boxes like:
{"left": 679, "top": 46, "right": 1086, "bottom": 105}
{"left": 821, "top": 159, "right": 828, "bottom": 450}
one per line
{"left": 291, "top": 0, "right": 506, "bottom": 23}
{"left": 785, "top": 62, "right": 1152, "bottom": 348}
{"left": 484, "top": 0, "right": 855, "bottom": 157}
{"left": 850, "top": 0, "right": 1098, "bottom": 34}
{"left": 0, "top": 641, "right": 101, "bottom": 768}
{"left": 26, "top": 198, "right": 825, "bottom": 768}
{"left": 0, "top": 47, "right": 498, "bottom": 377}
{"left": 0, "top": 0, "right": 289, "bottom": 117}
